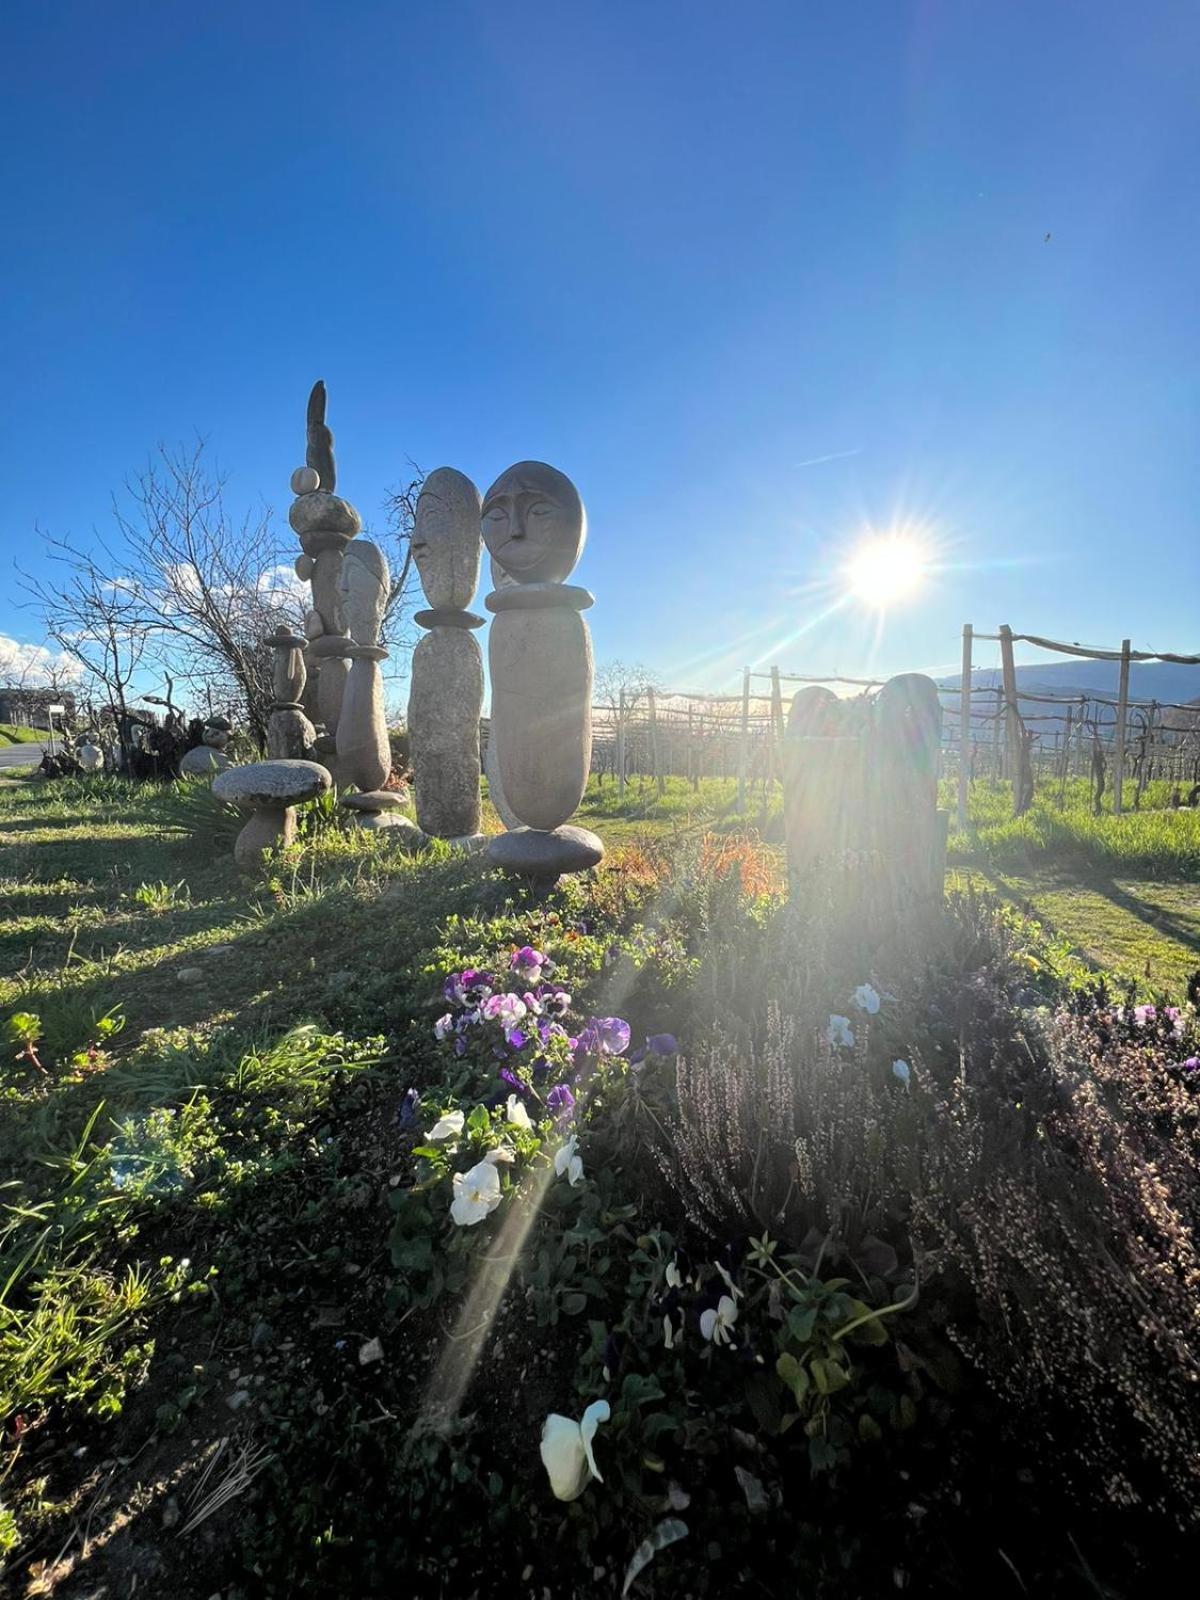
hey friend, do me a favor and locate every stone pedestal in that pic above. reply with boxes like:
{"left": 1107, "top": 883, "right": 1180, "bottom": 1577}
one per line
{"left": 213, "top": 759, "right": 331, "bottom": 871}
{"left": 336, "top": 645, "right": 390, "bottom": 792}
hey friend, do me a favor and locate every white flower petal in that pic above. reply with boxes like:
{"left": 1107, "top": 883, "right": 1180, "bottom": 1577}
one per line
{"left": 579, "top": 1399, "right": 610, "bottom": 1484}
{"left": 506, "top": 1094, "right": 533, "bottom": 1131}
{"left": 699, "top": 1307, "right": 718, "bottom": 1342}
{"left": 428, "top": 1110, "right": 465, "bottom": 1141}
{"left": 540, "top": 1415, "right": 588, "bottom": 1501}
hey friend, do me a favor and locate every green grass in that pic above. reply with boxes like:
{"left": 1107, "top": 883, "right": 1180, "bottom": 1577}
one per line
{"left": 0, "top": 726, "right": 45, "bottom": 746}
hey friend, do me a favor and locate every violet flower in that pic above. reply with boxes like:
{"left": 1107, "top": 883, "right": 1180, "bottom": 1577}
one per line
{"left": 511, "top": 946, "right": 546, "bottom": 984}
{"left": 546, "top": 1083, "right": 576, "bottom": 1120}
{"left": 397, "top": 1088, "right": 421, "bottom": 1129}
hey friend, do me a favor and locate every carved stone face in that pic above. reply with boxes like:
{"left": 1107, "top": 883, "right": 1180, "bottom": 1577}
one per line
{"left": 412, "top": 467, "right": 483, "bottom": 610}
{"left": 338, "top": 540, "right": 390, "bottom": 648}
{"left": 481, "top": 462, "right": 585, "bottom": 585}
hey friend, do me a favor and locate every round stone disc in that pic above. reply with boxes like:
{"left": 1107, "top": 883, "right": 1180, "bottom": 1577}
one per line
{"left": 485, "top": 583, "right": 594, "bottom": 614}
{"left": 486, "top": 825, "right": 604, "bottom": 876}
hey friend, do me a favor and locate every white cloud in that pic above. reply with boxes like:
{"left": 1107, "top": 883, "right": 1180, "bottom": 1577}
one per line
{"left": 0, "top": 634, "right": 81, "bottom": 687}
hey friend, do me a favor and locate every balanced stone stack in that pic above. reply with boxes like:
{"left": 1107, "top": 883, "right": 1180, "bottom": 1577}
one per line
{"left": 179, "top": 718, "right": 233, "bottom": 777}
{"left": 289, "top": 382, "right": 360, "bottom": 775}
{"left": 481, "top": 462, "right": 603, "bottom": 882}
{"left": 264, "top": 625, "right": 317, "bottom": 760}
{"left": 408, "top": 468, "right": 486, "bottom": 845}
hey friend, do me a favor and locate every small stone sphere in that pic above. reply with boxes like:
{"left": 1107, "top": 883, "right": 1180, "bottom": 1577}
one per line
{"left": 295, "top": 553, "right": 315, "bottom": 581}
{"left": 291, "top": 466, "right": 321, "bottom": 495}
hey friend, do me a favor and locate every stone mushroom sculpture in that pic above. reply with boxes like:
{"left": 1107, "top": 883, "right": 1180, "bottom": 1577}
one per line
{"left": 212, "top": 759, "right": 331, "bottom": 870}
{"left": 408, "top": 467, "right": 486, "bottom": 843}
{"left": 481, "top": 461, "right": 603, "bottom": 882}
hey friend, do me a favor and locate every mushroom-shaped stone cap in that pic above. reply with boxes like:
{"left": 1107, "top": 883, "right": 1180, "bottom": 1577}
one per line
{"left": 340, "top": 790, "right": 407, "bottom": 812}
{"left": 213, "top": 759, "right": 331, "bottom": 809}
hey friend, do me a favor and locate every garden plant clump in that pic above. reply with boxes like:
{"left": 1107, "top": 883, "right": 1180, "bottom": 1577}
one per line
{"left": 0, "top": 774, "right": 1198, "bottom": 1594}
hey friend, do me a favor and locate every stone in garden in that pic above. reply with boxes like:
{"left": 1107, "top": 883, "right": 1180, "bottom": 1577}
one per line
{"left": 335, "top": 539, "right": 392, "bottom": 793}
{"left": 486, "top": 824, "right": 603, "bottom": 878}
{"left": 77, "top": 742, "right": 104, "bottom": 772}
{"left": 180, "top": 744, "right": 231, "bottom": 777}
{"left": 340, "top": 789, "right": 424, "bottom": 842}
{"left": 484, "top": 729, "right": 521, "bottom": 830}
{"left": 481, "top": 462, "right": 601, "bottom": 877}
{"left": 213, "top": 758, "right": 331, "bottom": 870}
{"left": 408, "top": 468, "right": 485, "bottom": 839}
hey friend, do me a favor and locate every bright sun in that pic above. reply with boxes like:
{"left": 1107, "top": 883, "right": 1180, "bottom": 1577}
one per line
{"left": 845, "top": 535, "right": 928, "bottom": 609}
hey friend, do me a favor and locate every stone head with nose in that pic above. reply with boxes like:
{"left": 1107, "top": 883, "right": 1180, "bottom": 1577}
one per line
{"left": 481, "top": 461, "right": 586, "bottom": 586}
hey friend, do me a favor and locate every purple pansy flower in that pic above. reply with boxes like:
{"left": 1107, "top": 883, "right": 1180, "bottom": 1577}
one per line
{"left": 511, "top": 946, "right": 546, "bottom": 984}
{"left": 546, "top": 1083, "right": 576, "bottom": 1119}
{"left": 506, "top": 1027, "right": 528, "bottom": 1050}
{"left": 500, "top": 1066, "right": 531, "bottom": 1096}
{"left": 397, "top": 1087, "right": 421, "bottom": 1129}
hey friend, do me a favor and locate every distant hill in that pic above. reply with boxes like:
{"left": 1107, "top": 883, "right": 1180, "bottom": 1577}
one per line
{"left": 936, "top": 658, "right": 1200, "bottom": 715}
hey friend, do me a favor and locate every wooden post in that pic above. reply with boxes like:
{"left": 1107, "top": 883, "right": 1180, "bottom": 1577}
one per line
{"left": 737, "top": 667, "right": 751, "bottom": 813}
{"left": 1113, "top": 638, "right": 1131, "bottom": 815}
{"left": 617, "top": 688, "right": 626, "bottom": 802}
{"left": 648, "top": 686, "right": 664, "bottom": 798}
{"left": 999, "top": 625, "right": 1023, "bottom": 814}
{"left": 958, "top": 623, "right": 972, "bottom": 830}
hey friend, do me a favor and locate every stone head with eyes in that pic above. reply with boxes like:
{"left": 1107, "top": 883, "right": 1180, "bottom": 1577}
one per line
{"left": 481, "top": 462, "right": 586, "bottom": 586}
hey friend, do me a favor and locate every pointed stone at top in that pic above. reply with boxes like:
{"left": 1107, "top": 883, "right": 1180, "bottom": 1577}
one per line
{"left": 306, "top": 379, "right": 336, "bottom": 492}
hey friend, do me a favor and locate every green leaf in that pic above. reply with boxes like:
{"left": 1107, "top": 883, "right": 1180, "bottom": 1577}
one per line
{"left": 622, "top": 1518, "right": 688, "bottom": 1596}
{"left": 786, "top": 1305, "right": 818, "bottom": 1344}
{"left": 561, "top": 1291, "right": 588, "bottom": 1315}
{"left": 810, "top": 1356, "right": 849, "bottom": 1396}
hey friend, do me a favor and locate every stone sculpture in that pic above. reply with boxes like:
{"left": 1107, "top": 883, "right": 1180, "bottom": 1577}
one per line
{"left": 289, "top": 382, "right": 361, "bottom": 767}
{"left": 212, "top": 759, "right": 331, "bottom": 870}
{"left": 340, "top": 789, "right": 424, "bottom": 846}
{"left": 780, "top": 673, "right": 947, "bottom": 916}
{"left": 408, "top": 467, "right": 485, "bottom": 842}
{"left": 481, "top": 461, "right": 603, "bottom": 881}
{"left": 179, "top": 718, "right": 233, "bottom": 777}
{"left": 335, "top": 540, "right": 392, "bottom": 792}
{"left": 77, "top": 740, "right": 104, "bottom": 773}
{"left": 265, "top": 625, "right": 317, "bottom": 760}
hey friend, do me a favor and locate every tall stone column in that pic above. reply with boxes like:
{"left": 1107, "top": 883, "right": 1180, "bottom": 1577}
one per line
{"left": 288, "top": 382, "right": 360, "bottom": 774}
{"left": 481, "top": 461, "right": 603, "bottom": 881}
{"left": 408, "top": 467, "right": 485, "bottom": 842}
{"left": 334, "top": 540, "right": 392, "bottom": 793}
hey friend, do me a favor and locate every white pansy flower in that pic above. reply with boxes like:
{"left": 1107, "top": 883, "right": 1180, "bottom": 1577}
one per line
{"left": 427, "top": 1109, "right": 465, "bottom": 1141}
{"left": 539, "top": 1400, "right": 610, "bottom": 1500}
{"left": 665, "top": 1259, "right": 683, "bottom": 1290}
{"left": 826, "top": 1015, "right": 855, "bottom": 1049}
{"left": 853, "top": 984, "right": 881, "bottom": 1015}
{"left": 554, "top": 1133, "right": 584, "bottom": 1187}
{"left": 892, "top": 1058, "right": 911, "bottom": 1087}
{"left": 434, "top": 1013, "right": 455, "bottom": 1041}
{"left": 450, "top": 1159, "right": 502, "bottom": 1227}
{"left": 506, "top": 1093, "right": 533, "bottom": 1131}
{"left": 700, "top": 1294, "right": 739, "bottom": 1347}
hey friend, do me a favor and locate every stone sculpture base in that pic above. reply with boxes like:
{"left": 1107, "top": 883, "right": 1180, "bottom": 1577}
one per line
{"left": 234, "top": 805, "right": 296, "bottom": 870}
{"left": 180, "top": 746, "right": 231, "bottom": 778}
{"left": 267, "top": 705, "right": 317, "bottom": 761}
{"left": 337, "top": 646, "right": 390, "bottom": 792}
{"left": 487, "top": 824, "right": 604, "bottom": 884}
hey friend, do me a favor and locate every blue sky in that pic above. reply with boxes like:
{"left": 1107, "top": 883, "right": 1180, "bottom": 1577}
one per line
{"left": 3, "top": 0, "right": 1197, "bottom": 699}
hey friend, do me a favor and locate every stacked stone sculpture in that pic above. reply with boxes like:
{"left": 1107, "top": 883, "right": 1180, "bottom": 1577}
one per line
{"left": 289, "top": 381, "right": 360, "bottom": 774}
{"left": 179, "top": 718, "right": 233, "bottom": 777}
{"left": 213, "top": 758, "right": 331, "bottom": 870}
{"left": 481, "top": 462, "right": 603, "bottom": 881}
{"left": 408, "top": 468, "right": 486, "bottom": 844}
{"left": 265, "top": 624, "right": 317, "bottom": 760}
{"left": 335, "top": 539, "right": 392, "bottom": 791}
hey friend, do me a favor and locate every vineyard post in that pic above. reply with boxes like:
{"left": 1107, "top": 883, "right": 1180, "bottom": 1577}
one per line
{"left": 958, "top": 623, "right": 972, "bottom": 830}
{"left": 999, "top": 624, "right": 1024, "bottom": 814}
{"left": 617, "top": 688, "right": 626, "bottom": 801}
{"left": 1113, "top": 638, "right": 1131, "bottom": 815}
{"left": 737, "top": 667, "right": 751, "bottom": 813}
{"left": 648, "top": 685, "right": 664, "bottom": 797}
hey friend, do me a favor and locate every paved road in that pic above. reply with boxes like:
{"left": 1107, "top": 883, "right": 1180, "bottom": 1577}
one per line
{"left": 0, "top": 742, "right": 46, "bottom": 769}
